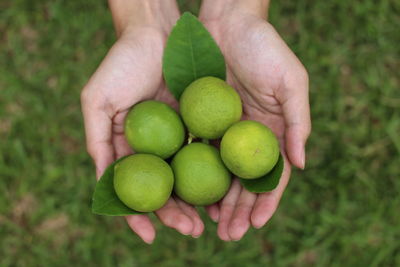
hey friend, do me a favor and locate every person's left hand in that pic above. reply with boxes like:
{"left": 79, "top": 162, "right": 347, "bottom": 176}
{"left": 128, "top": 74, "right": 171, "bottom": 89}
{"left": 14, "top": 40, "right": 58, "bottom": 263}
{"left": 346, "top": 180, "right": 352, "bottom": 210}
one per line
{"left": 199, "top": 8, "right": 311, "bottom": 241}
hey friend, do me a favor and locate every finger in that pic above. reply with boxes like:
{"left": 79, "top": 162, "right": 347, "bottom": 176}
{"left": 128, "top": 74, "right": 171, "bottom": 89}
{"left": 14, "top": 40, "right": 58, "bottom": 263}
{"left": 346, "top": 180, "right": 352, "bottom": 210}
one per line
{"left": 155, "top": 198, "right": 194, "bottom": 236}
{"left": 81, "top": 91, "right": 114, "bottom": 179}
{"left": 217, "top": 179, "right": 242, "bottom": 241}
{"left": 125, "top": 214, "right": 156, "bottom": 244}
{"left": 176, "top": 198, "right": 204, "bottom": 238}
{"left": 205, "top": 203, "right": 220, "bottom": 222}
{"left": 280, "top": 69, "right": 311, "bottom": 169}
{"left": 113, "top": 133, "right": 133, "bottom": 159}
{"left": 251, "top": 159, "right": 291, "bottom": 228}
{"left": 228, "top": 188, "right": 257, "bottom": 241}
{"left": 112, "top": 111, "right": 133, "bottom": 159}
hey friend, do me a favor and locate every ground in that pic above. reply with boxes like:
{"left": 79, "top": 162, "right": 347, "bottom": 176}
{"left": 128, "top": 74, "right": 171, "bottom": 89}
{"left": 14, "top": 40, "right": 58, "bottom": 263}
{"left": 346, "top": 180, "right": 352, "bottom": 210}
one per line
{"left": 0, "top": 0, "right": 399, "bottom": 266}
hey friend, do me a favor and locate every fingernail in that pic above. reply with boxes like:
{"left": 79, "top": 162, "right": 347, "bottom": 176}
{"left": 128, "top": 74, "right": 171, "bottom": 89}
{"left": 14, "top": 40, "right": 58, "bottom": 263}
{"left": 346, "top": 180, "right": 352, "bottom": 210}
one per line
{"left": 229, "top": 224, "right": 248, "bottom": 241}
{"left": 252, "top": 218, "right": 264, "bottom": 229}
{"left": 95, "top": 167, "right": 101, "bottom": 180}
{"left": 179, "top": 230, "right": 191, "bottom": 236}
{"left": 177, "top": 223, "right": 192, "bottom": 236}
{"left": 143, "top": 238, "right": 154, "bottom": 245}
{"left": 230, "top": 233, "right": 241, "bottom": 241}
{"left": 211, "top": 215, "right": 219, "bottom": 223}
{"left": 253, "top": 224, "right": 263, "bottom": 230}
{"left": 300, "top": 149, "right": 306, "bottom": 170}
{"left": 179, "top": 231, "right": 190, "bottom": 236}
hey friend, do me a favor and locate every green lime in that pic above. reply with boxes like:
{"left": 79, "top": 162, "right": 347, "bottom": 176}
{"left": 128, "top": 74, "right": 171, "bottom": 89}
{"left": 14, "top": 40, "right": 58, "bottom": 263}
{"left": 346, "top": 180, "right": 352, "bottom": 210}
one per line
{"left": 180, "top": 77, "right": 242, "bottom": 139}
{"left": 124, "top": 100, "right": 185, "bottom": 159}
{"left": 220, "top": 120, "right": 280, "bottom": 179}
{"left": 113, "top": 154, "right": 174, "bottom": 212}
{"left": 171, "top": 142, "right": 231, "bottom": 206}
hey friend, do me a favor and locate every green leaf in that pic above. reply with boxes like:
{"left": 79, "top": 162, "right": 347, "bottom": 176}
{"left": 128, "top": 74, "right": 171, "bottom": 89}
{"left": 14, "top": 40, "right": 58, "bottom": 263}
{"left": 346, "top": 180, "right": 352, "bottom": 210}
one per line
{"left": 92, "top": 156, "right": 142, "bottom": 216}
{"left": 239, "top": 153, "right": 284, "bottom": 193}
{"left": 163, "top": 12, "right": 226, "bottom": 100}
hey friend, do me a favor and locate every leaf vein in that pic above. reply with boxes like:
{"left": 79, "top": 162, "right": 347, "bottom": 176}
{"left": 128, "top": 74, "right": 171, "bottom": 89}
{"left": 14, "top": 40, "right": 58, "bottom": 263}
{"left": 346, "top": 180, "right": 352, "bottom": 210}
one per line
{"left": 94, "top": 197, "right": 118, "bottom": 211}
{"left": 188, "top": 19, "right": 197, "bottom": 79}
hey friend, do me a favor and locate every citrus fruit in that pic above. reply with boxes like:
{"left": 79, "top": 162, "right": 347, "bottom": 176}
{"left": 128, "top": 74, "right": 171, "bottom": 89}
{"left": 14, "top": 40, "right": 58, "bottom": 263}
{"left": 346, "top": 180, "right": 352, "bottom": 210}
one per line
{"left": 179, "top": 76, "right": 242, "bottom": 139}
{"left": 220, "top": 120, "right": 280, "bottom": 179}
{"left": 124, "top": 100, "right": 185, "bottom": 159}
{"left": 171, "top": 142, "right": 231, "bottom": 206}
{"left": 113, "top": 154, "right": 174, "bottom": 212}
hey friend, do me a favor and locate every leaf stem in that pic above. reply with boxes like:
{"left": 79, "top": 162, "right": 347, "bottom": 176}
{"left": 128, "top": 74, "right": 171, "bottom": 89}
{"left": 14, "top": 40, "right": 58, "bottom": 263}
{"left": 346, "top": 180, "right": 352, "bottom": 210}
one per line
{"left": 188, "top": 133, "right": 195, "bottom": 144}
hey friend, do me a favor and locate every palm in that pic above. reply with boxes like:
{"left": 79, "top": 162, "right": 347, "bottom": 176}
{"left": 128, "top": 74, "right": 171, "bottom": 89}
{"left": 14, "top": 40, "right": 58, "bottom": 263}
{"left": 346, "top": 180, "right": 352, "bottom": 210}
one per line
{"left": 207, "top": 15, "right": 296, "bottom": 140}
{"left": 88, "top": 30, "right": 177, "bottom": 157}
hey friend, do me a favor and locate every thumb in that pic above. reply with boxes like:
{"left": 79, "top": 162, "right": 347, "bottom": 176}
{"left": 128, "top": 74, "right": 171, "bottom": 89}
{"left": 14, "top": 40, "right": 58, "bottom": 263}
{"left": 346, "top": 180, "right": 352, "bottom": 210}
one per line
{"left": 81, "top": 90, "right": 115, "bottom": 179}
{"left": 280, "top": 69, "right": 311, "bottom": 169}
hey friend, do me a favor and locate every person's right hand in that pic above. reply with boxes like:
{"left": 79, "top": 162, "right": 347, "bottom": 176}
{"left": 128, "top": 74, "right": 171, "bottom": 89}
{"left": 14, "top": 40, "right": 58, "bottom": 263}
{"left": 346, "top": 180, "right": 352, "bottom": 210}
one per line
{"left": 81, "top": 1, "right": 204, "bottom": 244}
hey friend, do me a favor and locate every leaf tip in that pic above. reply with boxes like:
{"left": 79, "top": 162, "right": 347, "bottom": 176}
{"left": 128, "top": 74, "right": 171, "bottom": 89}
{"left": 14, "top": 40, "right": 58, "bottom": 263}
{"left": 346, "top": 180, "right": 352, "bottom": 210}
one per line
{"left": 181, "top": 12, "right": 196, "bottom": 19}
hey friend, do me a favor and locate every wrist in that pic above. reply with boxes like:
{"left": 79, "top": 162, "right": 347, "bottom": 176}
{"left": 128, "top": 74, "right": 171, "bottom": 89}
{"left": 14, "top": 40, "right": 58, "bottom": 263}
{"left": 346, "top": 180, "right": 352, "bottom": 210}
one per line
{"left": 108, "top": 0, "right": 180, "bottom": 37}
{"left": 199, "top": 0, "right": 270, "bottom": 22}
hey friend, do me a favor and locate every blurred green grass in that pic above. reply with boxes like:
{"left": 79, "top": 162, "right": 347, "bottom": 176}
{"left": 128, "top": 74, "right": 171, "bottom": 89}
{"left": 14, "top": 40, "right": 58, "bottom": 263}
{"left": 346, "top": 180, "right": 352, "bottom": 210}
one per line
{"left": 1, "top": 0, "right": 399, "bottom": 266}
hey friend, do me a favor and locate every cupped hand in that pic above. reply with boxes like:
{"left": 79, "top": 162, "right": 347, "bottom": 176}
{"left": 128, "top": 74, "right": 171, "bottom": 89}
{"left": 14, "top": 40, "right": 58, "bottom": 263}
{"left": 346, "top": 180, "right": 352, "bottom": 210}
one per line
{"left": 200, "top": 10, "right": 311, "bottom": 241}
{"left": 81, "top": 26, "right": 203, "bottom": 244}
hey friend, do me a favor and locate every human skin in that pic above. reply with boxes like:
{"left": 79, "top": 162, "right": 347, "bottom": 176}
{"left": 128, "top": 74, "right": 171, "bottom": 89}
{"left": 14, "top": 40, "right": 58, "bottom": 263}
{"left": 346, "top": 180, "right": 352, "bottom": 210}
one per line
{"left": 81, "top": 0, "right": 204, "bottom": 244}
{"left": 199, "top": 0, "right": 311, "bottom": 241}
{"left": 81, "top": 0, "right": 311, "bottom": 243}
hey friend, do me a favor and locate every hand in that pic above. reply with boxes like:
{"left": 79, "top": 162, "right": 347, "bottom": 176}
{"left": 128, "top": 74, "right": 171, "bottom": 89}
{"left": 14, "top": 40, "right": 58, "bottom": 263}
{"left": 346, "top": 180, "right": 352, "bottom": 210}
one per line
{"left": 199, "top": 0, "right": 311, "bottom": 241}
{"left": 81, "top": 1, "right": 203, "bottom": 244}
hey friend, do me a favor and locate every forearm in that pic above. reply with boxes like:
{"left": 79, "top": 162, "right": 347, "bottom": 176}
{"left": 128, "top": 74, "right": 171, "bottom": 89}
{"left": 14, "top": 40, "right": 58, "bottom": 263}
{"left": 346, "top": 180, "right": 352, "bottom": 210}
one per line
{"left": 200, "top": 0, "right": 270, "bottom": 21}
{"left": 108, "top": 0, "right": 180, "bottom": 37}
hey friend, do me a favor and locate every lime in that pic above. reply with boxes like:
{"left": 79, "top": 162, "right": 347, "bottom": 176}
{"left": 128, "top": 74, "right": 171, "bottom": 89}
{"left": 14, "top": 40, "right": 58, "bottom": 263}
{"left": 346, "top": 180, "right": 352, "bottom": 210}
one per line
{"left": 124, "top": 100, "right": 185, "bottom": 159}
{"left": 180, "top": 77, "right": 242, "bottom": 139}
{"left": 220, "top": 120, "right": 279, "bottom": 179}
{"left": 171, "top": 142, "right": 231, "bottom": 206}
{"left": 113, "top": 154, "right": 174, "bottom": 212}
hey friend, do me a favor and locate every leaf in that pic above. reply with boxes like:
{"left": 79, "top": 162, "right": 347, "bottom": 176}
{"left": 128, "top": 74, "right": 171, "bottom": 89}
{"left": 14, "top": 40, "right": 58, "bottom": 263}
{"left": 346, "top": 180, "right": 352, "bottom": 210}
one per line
{"left": 163, "top": 12, "right": 226, "bottom": 100}
{"left": 239, "top": 153, "right": 284, "bottom": 193}
{"left": 92, "top": 156, "right": 142, "bottom": 216}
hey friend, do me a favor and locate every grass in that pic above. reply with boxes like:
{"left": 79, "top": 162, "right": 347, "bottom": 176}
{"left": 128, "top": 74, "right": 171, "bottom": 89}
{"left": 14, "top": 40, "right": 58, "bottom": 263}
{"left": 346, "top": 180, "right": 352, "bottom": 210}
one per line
{"left": 1, "top": 0, "right": 399, "bottom": 266}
